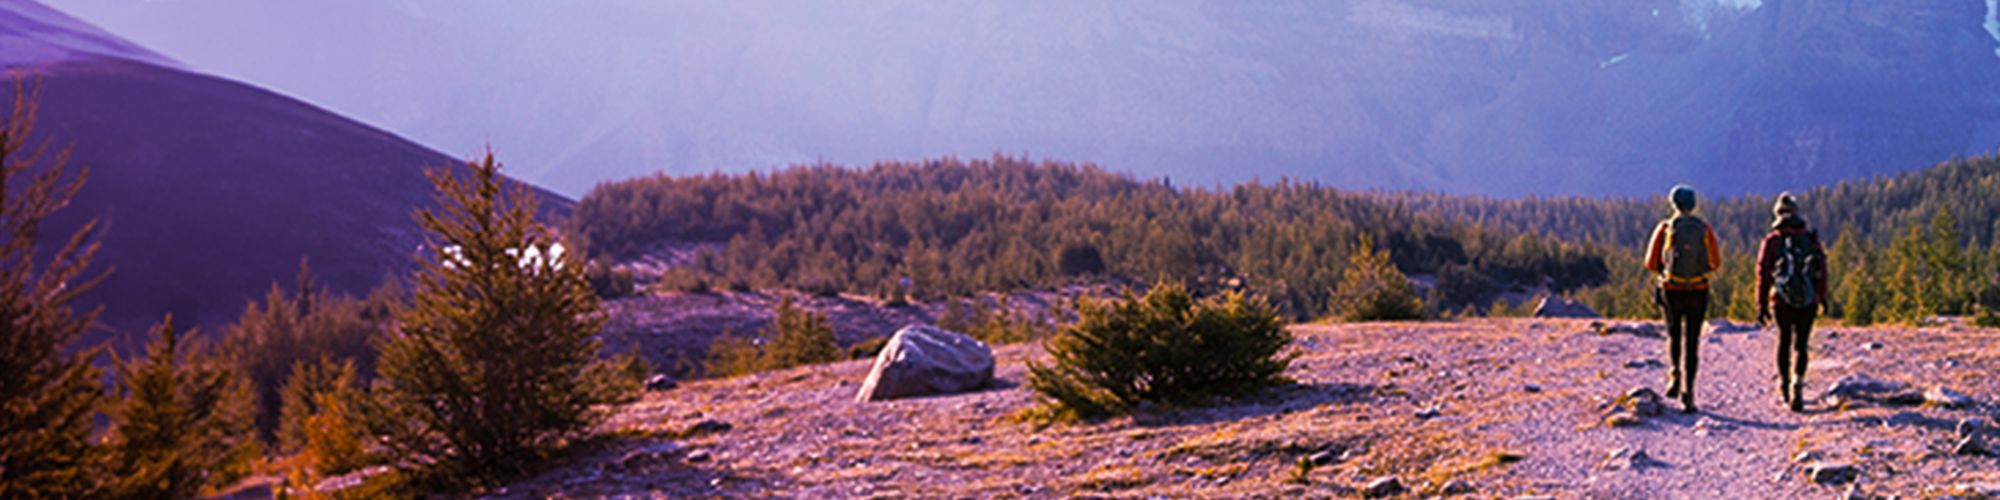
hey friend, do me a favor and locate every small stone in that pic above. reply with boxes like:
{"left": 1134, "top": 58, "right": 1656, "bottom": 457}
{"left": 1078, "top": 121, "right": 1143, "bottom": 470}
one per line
{"left": 683, "top": 419, "right": 733, "bottom": 437}
{"left": 1600, "top": 447, "right": 1664, "bottom": 470}
{"left": 1307, "top": 450, "right": 1337, "bottom": 467}
{"left": 1439, "top": 478, "right": 1474, "bottom": 495}
{"left": 1826, "top": 373, "right": 1906, "bottom": 398}
{"left": 1842, "top": 484, "right": 1868, "bottom": 500}
{"left": 1806, "top": 462, "right": 1858, "bottom": 485}
{"left": 1955, "top": 437, "right": 1990, "bottom": 457}
{"left": 1791, "top": 451, "right": 1820, "bottom": 463}
{"left": 1415, "top": 406, "right": 1441, "bottom": 419}
{"left": 1959, "top": 418, "right": 1987, "bottom": 438}
{"left": 686, "top": 449, "right": 712, "bottom": 463}
{"left": 1604, "top": 412, "right": 1643, "bottom": 428}
{"left": 1863, "top": 341, "right": 1884, "bottom": 350}
{"left": 1533, "top": 296, "right": 1599, "bottom": 318}
{"left": 1926, "top": 386, "right": 1973, "bottom": 408}
{"left": 644, "top": 374, "right": 678, "bottom": 391}
{"left": 1362, "top": 476, "right": 1405, "bottom": 498}
{"left": 1522, "top": 384, "right": 1543, "bottom": 393}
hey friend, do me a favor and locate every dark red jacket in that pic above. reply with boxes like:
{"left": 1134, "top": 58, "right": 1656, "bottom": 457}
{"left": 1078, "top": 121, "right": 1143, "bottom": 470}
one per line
{"left": 1755, "top": 218, "right": 1829, "bottom": 310}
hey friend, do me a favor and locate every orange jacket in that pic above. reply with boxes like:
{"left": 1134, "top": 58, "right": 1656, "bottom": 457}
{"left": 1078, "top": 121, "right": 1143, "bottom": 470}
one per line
{"left": 1644, "top": 214, "right": 1721, "bottom": 291}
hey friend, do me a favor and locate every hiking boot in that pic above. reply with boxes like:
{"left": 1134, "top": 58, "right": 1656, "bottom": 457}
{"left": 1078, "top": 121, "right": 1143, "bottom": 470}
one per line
{"left": 1789, "top": 382, "right": 1805, "bottom": 413}
{"left": 1776, "top": 375, "right": 1793, "bottom": 406}
{"left": 1665, "top": 372, "right": 1681, "bottom": 399}
{"left": 1681, "top": 392, "right": 1697, "bottom": 414}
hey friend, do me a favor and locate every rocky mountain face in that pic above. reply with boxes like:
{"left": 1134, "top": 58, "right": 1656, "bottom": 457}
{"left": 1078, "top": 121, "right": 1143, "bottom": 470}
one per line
{"left": 2, "top": 0, "right": 569, "bottom": 338}
{"left": 41, "top": 0, "right": 2000, "bottom": 196}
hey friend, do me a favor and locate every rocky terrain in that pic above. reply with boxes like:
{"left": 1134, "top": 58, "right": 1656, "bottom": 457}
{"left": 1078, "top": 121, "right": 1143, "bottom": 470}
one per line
{"left": 487, "top": 318, "right": 1998, "bottom": 498}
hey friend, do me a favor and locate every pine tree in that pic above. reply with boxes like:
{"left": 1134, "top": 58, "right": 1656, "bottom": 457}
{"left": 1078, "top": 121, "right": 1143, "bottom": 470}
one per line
{"left": 277, "top": 356, "right": 372, "bottom": 492}
{"left": 105, "top": 317, "right": 261, "bottom": 499}
{"left": 368, "top": 152, "right": 642, "bottom": 488}
{"left": 0, "top": 77, "right": 110, "bottom": 498}
{"left": 761, "top": 295, "right": 839, "bottom": 369}
{"left": 1329, "top": 237, "right": 1425, "bottom": 321}
{"left": 1028, "top": 279, "right": 1293, "bottom": 419}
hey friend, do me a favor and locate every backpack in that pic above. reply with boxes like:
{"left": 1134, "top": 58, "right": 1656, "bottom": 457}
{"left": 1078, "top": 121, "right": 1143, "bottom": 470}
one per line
{"left": 1773, "top": 231, "right": 1819, "bottom": 308}
{"left": 1663, "top": 215, "right": 1710, "bottom": 285}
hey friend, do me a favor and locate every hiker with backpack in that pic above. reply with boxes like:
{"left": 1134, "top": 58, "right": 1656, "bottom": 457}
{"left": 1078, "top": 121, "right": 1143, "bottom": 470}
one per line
{"left": 1644, "top": 184, "right": 1721, "bottom": 413}
{"left": 1755, "top": 193, "right": 1829, "bottom": 413}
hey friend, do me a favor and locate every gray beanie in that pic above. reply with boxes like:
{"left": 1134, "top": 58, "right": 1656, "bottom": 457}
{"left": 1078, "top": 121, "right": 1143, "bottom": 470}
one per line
{"left": 1772, "top": 192, "right": 1797, "bottom": 216}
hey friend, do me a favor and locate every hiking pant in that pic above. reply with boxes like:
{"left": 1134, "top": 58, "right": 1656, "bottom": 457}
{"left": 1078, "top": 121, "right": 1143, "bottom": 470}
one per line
{"left": 1663, "top": 290, "right": 1708, "bottom": 398}
{"left": 1775, "top": 304, "right": 1816, "bottom": 384}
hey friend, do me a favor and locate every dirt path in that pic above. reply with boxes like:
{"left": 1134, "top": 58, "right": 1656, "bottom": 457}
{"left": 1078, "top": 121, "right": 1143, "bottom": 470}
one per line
{"left": 1483, "top": 319, "right": 1997, "bottom": 498}
{"left": 495, "top": 318, "right": 1998, "bottom": 498}
{"left": 1513, "top": 323, "right": 1820, "bottom": 498}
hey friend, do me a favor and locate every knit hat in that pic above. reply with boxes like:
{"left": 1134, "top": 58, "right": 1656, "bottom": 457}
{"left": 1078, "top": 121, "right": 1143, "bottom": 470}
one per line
{"left": 1772, "top": 192, "right": 1798, "bottom": 216}
{"left": 1669, "top": 184, "right": 1697, "bottom": 212}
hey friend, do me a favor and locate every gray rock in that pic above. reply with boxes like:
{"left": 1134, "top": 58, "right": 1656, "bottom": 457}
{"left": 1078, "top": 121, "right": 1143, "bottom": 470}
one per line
{"left": 1307, "top": 450, "right": 1337, "bottom": 467}
{"left": 1621, "top": 387, "right": 1665, "bottom": 417}
{"left": 1960, "top": 417, "right": 1987, "bottom": 438}
{"left": 1806, "top": 462, "right": 1858, "bottom": 485}
{"left": 1603, "top": 412, "right": 1643, "bottom": 428}
{"left": 1595, "top": 322, "right": 1662, "bottom": 338}
{"left": 1955, "top": 437, "right": 1991, "bottom": 457}
{"left": 683, "top": 419, "right": 732, "bottom": 437}
{"left": 1362, "top": 475, "right": 1404, "bottom": 498}
{"left": 855, "top": 325, "right": 996, "bottom": 402}
{"left": 1863, "top": 341, "right": 1885, "bottom": 350}
{"left": 1791, "top": 451, "right": 1820, "bottom": 463}
{"left": 1415, "top": 405, "right": 1441, "bottom": 419}
{"left": 1533, "top": 297, "right": 1599, "bottom": 318}
{"left": 1600, "top": 447, "right": 1666, "bottom": 470}
{"left": 644, "top": 374, "right": 677, "bottom": 391}
{"left": 686, "top": 449, "right": 712, "bottom": 463}
{"left": 1707, "top": 318, "right": 1756, "bottom": 333}
{"left": 1925, "top": 386, "right": 1973, "bottom": 408}
{"left": 1439, "top": 478, "right": 1474, "bottom": 495}
{"left": 1826, "top": 373, "right": 1906, "bottom": 398}
{"left": 1623, "top": 358, "right": 1666, "bottom": 369}
{"left": 1842, "top": 484, "right": 1869, "bottom": 500}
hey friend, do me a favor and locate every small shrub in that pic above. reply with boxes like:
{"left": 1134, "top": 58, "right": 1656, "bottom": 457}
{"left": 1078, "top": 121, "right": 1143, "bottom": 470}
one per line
{"left": 1028, "top": 280, "right": 1294, "bottom": 419}
{"left": 701, "top": 296, "right": 841, "bottom": 377}
{"left": 105, "top": 317, "right": 262, "bottom": 499}
{"left": 278, "top": 357, "right": 374, "bottom": 478}
{"left": 1330, "top": 237, "right": 1425, "bottom": 322}
{"left": 584, "top": 262, "right": 637, "bottom": 298}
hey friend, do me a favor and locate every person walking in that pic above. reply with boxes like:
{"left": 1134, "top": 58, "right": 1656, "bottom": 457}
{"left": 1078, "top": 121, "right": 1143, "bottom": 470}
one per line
{"left": 1756, "top": 192, "right": 1829, "bottom": 413}
{"left": 1644, "top": 184, "right": 1721, "bottom": 413}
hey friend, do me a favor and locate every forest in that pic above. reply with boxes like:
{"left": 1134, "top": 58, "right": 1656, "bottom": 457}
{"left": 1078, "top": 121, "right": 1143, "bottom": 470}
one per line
{"left": 574, "top": 154, "right": 2000, "bottom": 325}
{"left": 572, "top": 155, "right": 1613, "bottom": 320}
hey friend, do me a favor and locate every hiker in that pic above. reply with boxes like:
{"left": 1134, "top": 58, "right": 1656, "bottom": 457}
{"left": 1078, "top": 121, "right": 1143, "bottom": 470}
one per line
{"left": 1755, "top": 192, "right": 1829, "bottom": 413}
{"left": 1644, "top": 184, "right": 1721, "bottom": 413}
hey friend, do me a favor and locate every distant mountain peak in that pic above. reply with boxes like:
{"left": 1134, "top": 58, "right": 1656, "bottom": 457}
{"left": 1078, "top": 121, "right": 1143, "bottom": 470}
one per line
{"left": 0, "top": 0, "right": 176, "bottom": 69}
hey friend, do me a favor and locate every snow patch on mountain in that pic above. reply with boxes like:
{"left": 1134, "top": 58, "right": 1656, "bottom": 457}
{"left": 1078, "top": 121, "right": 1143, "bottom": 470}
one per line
{"left": 1986, "top": 0, "right": 2000, "bottom": 59}
{"left": 0, "top": 0, "right": 175, "bottom": 68}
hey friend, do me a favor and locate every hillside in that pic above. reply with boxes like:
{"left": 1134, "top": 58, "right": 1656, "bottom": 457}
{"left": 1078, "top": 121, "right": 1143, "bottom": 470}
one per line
{"left": 492, "top": 319, "right": 2000, "bottom": 498}
{"left": 2, "top": 0, "right": 570, "bottom": 337}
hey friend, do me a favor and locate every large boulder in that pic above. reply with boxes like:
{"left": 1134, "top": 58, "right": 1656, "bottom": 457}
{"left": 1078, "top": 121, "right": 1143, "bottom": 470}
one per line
{"left": 854, "top": 325, "right": 995, "bottom": 402}
{"left": 1533, "top": 297, "right": 1600, "bottom": 318}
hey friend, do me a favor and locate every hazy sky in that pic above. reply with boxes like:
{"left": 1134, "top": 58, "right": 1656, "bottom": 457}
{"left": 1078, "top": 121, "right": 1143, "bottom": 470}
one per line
{"left": 36, "top": 0, "right": 2000, "bottom": 197}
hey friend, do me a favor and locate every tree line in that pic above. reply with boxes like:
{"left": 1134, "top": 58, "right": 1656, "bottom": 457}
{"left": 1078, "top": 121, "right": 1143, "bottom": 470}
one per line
{"left": 572, "top": 155, "right": 1615, "bottom": 319}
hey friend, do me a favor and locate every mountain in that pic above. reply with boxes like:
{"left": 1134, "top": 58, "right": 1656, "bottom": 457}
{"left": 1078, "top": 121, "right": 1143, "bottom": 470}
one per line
{"left": 39, "top": 0, "right": 2000, "bottom": 196}
{"left": 2, "top": 0, "right": 570, "bottom": 337}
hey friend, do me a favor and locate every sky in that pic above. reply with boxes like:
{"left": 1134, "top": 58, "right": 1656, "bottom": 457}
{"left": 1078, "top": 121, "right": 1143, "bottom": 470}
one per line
{"left": 35, "top": 0, "right": 2000, "bottom": 198}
